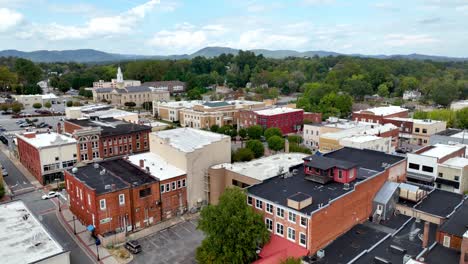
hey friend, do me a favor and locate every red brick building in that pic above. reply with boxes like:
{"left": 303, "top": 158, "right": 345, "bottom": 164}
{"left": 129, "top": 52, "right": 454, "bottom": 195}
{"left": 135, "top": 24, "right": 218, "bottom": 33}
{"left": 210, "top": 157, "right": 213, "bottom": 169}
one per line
{"left": 246, "top": 148, "right": 406, "bottom": 262}
{"left": 352, "top": 105, "right": 408, "bottom": 124}
{"left": 63, "top": 117, "right": 151, "bottom": 163}
{"left": 254, "top": 107, "right": 304, "bottom": 134}
{"left": 65, "top": 156, "right": 187, "bottom": 235}
{"left": 303, "top": 112, "right": 322, "bottom": 124}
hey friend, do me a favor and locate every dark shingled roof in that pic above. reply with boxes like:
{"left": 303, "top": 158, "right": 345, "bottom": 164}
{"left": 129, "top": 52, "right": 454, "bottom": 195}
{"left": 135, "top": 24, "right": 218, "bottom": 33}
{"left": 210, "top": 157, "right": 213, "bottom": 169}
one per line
{"left": 414, "top": 189, "right": 464, "bottom": 217}
{"left": 303, "top": 155, "right": 357, "bottom": 170}
{"left": 424, "top": 244, "right": 461, "bottom": 264}
{"left": 66, "top": 117, "right": 151, "bottom": 137}
{"left": 71, "top": 159, "right": 157, "bottom": 195}
{"left": 95, "top": 88, "right": 114, "bottom": 93}
{"left": 324, "top": 147, "right": 406, "bottom": 172}
{"left": 439, "top": 199, "right": 468, "bottom": 237}
{"left": 124, "top": 86, "right": 151, "bottom": 93}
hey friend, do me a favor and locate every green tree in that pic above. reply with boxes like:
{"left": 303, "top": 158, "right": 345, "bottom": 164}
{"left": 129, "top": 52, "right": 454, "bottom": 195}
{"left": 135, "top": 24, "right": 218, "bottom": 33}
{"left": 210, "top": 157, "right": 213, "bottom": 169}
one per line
{"left": 14, "top": 58, "right": 42, "bottom": 86}
{"left": 246, "top": 140, "right": 265, "bottom": 158}
{"left": 267, "top": 135, "right": 285, "bottom": 152}
{"left": 32, "top": 103, "right": 42, "bottom": 109}
{"left": 264, "top": 127, "right": 282, "bottom": 140}
{"left": 238, "top": 128, "right": 247, "bottom": 139}
{"left": 456, "top": 108, "right": 468, "bottom": 129}
{"left": 196, "top": 188, "right": 270, "bottom": 263}
{"left": 232, "top": 148, "right": 255, "bottom": 162}
{"left": 210, "top": 124, "right": 220, "bottom": 133}
{"left": 289, "top": 143, "right": 312, "bottom": 154}
{"left": 0, "top": 66, "right": 17, "bottom": 91}
{"left": 66, "top": 101, "right": 73, "bottom": 107}
{"left": 11, "top": 102, "right": 23, "bottom": 113}
{"left": 124, "top": 102, "right": 136, "bottom": 108}
{"left": 218, "top": 125, "right": 234, "bottom": 136}
{"left": 247, "top": 125, "right": 263, "bottom": 139}
{"left": 142, "top": 101, "right": 153, "bottom": 111}
{"left": 377, "top": 83, "right": 390, "bottom": 97}
{"left": 287, "top": 135, "right": 303, "bottom": 144}
{"left": 44, "top": 102, "right": 52, "bottom": 108}
{"left": 0, "top": 103, "right": 8, "bottom": 112}
{"left": 79, "top": 87, "right": 93, "bottom": 98}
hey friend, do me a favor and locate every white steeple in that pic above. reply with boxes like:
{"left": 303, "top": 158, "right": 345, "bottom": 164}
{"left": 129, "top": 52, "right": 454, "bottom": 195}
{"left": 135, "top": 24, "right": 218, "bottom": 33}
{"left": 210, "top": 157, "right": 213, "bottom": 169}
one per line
{"left": 116, "top": 66, "right": 124, "bottom": 83}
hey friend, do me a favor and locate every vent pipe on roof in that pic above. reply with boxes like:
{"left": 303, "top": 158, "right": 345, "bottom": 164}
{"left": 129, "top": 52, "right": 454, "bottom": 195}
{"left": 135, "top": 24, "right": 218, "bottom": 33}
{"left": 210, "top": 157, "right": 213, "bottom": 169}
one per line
{"left": 139, "top": 159, "right": 144, "bottom": 168}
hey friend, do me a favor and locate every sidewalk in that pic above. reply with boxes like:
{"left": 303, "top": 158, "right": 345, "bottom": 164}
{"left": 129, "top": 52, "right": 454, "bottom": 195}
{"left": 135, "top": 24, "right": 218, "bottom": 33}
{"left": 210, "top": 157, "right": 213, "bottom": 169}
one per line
{"left": 0, "top": 144, "right": 42, "bottom": 189}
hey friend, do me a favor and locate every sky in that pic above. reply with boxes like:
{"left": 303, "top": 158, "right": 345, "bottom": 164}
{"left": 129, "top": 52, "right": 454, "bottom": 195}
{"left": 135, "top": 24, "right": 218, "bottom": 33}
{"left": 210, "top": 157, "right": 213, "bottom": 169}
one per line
{"left": 0, "top": 0, "right": 467, "bottom": 57}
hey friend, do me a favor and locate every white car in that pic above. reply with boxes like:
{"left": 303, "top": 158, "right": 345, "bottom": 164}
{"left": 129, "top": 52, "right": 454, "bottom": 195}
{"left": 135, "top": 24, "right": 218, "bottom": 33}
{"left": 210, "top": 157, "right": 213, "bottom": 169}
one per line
{"left": 42, "top": 191, "right": 59, "bottom": 200}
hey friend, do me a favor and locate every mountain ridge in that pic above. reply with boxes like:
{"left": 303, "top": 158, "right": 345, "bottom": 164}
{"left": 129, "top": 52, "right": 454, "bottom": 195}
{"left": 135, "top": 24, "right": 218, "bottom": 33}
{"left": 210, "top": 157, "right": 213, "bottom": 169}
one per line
{"left": 1, "top": 47, "right": 466, "bottom": 63}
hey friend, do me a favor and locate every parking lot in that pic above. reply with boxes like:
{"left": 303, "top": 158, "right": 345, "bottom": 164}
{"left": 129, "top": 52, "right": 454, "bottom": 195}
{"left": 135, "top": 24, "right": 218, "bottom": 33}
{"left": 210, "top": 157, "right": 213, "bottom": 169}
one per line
{"left": 132, "top": 219, "right": 204, "bottom": 264}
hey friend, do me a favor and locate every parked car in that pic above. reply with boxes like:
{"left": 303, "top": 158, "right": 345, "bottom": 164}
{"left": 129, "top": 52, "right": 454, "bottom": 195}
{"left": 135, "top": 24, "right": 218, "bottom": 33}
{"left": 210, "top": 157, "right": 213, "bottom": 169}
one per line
{"left": 0, "top": 128, "right": 6, "bottom": 132}
{"left": 2, "top": 168, "right": 8, "bottom": 177}
{"left": 16, "top": 120, "right": 25, "bottom": 124}
{"left": 19, "top": 123, "right": 30, "bottom": 128}
{"left": 124, "top": 240, "right": 142, "bottom": 254}
{"left": 41, "top": 191, "right": 59, "bottom": 200}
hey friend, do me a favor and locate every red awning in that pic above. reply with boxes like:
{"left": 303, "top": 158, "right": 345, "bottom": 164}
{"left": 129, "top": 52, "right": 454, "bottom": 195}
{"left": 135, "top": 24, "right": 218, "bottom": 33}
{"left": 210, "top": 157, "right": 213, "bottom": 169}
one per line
{"left": 253, "top": 235, "right": 309, "bottom": 264}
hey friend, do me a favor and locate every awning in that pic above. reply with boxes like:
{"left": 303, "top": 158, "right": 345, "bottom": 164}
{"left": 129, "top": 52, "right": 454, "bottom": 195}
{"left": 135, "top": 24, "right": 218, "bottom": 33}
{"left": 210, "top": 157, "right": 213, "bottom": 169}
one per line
{"left": 435, "top": 178, "right": 460, "bottom": 188}
{"left": 253, "top": 235, "right": 309, "bottom": 264}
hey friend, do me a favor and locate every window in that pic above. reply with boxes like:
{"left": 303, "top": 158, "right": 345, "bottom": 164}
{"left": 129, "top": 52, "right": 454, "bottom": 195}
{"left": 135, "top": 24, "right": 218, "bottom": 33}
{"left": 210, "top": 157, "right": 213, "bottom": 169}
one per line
{"left": 256, "top": 199, "right": 263, "bottom": 209}
{"left": 103, "top": 148, "right": 107, "bottom": 156}
{"left": 81, "top": 153, "right": 88, "bottom": 161}
{"left": 422, "top": 166, "right": 433, "bottom": 173}
{"left": 443, "top": 235, "right": 451, "bottom": 247}
{"left": 409, "top": 163, "right": 420, "bottom": 170}
{"left": 182, "top": 179, "right": 186, "bottom": 187}
{"left": 172, "top": 182, "right": 176, "bottom": 190}
{"left": 80, "top": 189, "right": 83, "bottom": 200}
{"left": 300, "top": 233, "right": 307, "bottom": 247}
{"left": 415, "top": 128, "right": 420, "bottom": 133}
{"left": 92, "top": 141, "right": 98, "bottom": 149}
{"left": 276, "top": 223, "right": 284, "bottom": 236}
{"left": 55, "top": 157, "right": 59, "bottom": 161}
{"left": 454, "top": 176, "right": 460, "bottom": 181}
{"left": 287, "top": 227, "right": 296, "bottom": 241}
{"left": 438, "top": 173, "right": 443, "bottom": 178}
{"left": 265, "top": 218, "right": 273, "bottom": 231}
{"left": 422, "top": 129, "right": 427, "bottom": 134}
{"left": 99, "top": 199, "right": 106, "bottom": 210}
{"left": 80, "top": 143, "right": 87, "bottom": 150}
{"left": 338, "top": 170, "right": 343, "bottom": 179}
{"left": 247, "top": 196, "right": 253, "bottom": 205}
{"left": 177, "top": 180, "right": 181, "bottom": 188}
{"left": 92, "top": 151, "right": 99, "bottom": 159}
{"left": 136, "top": 142, "right": 140, "bottom": 149}
{"left": 300, "top": 216, "right": 307, "bottom": 227}
{"left": 276, "top": 207, "right": 284, "bottom": 218}
{"left": 266, "top": 203, "right": 273, "bottom": 214}
{"left": 139, "top": 188, "right": 151, "bottom": 198}
{"left": 160, "top": 185, "right": 165, "bottom": 193}
{"left": 166, "top": 183, "right": 170, "bottom": 192}
{"left": 288, "top": 212, "right": 296, "bottom": 223}
{"left": 119, "top": 194, "right": 125, "bottom": 205}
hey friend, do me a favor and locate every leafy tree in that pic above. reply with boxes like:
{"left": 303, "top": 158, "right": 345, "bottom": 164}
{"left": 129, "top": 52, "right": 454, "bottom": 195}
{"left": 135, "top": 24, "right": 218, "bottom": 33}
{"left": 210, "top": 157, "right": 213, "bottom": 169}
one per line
{"left": 0, "top": 103, "right": 8, "bottom": 112}
{"left": 196, "top": 187, "right": 270, "bottom": 263}
{"left": 289, "top": 143, "right": 312, "bottom": 154}
{"left": 11, "top": 102, "right": 23, "bottom": 113}
{"left": 280, "top": 257, "right": 302, "bottom": 264}
{"left": 66, "top": 101, "right": 73, "bottom": 107}
{"left": 218, "top": 125, "right": 234, "bottom": 136}
{"left": 232, "top": 148, "right": 255, "bottom": 162}
{"left": 14, "top": 58, "right": 42, "bottom": 86}
{"left": 247, "top": 125, "right": 263, "bottom": 139}
{"left": 246, "top": 140, "right": 264, "bottom": 158}
{"left": 79, "top": 87, "right": 93, "bottom": 98}
{"left": 377, "top": 83, "right": 390, "bottom": 97}
{"left": 456, "top": 108, "right": 468, "bottom": 129}
{"left": 72, "top": 101, "right": 83, "bottom": 107}
{"left": 0, "top": 66, "right": 17, "bottom": 91}
{"left": 238, "top": 128, "right": 247, "bottom": 139}
{"left": 264, "top": 127, "right": 282, "bottom": 140}
{"left": 210, "top": 124, "right": 220, "bottom": 133}
{"left": 287, "top": 135, "right": 303, "bottom": 144}
{"left": 44, "top": 102, "right": 52, "bottom": 108}
{"left": 431, "top": 76, "right": 459, "bottom": 106}
{"left": 267, "top": 135, "right": 285, "bottom": 152}
{"left": 142, "top": 101, "right": 153, "bottom": 110}
{"left": 32, "top": 103, "right": 42, "bottom": 109}
{"left": 124, "top": 102, "right": 136, "bottom": 108}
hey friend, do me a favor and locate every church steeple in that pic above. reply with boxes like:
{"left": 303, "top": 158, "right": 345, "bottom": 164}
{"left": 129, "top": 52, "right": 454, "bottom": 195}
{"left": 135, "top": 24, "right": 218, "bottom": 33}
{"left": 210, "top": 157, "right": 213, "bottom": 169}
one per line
{"left": 116, "top": 66, "right": 124, "bottom": 83}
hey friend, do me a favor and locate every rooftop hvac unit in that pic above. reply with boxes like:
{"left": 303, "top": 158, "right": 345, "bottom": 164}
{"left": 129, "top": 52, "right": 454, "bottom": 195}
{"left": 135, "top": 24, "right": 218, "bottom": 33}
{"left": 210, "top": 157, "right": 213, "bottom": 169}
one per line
{"left": 104, "top": 184, "right": 111, "bottom": 190}
{"left": 100, "top": 169, "right": 106, "bottom": 175}
{"left": 93, "top": 163, "right": 99, "bottom": 169}
{"left": 403, "top": 254, "right": 414, "bottom": 264}
{"left": 374, "top": 256, "right": 391, "bottom": 264}
{"left": 343, "top": 183, "right": 350, "bottom": 190}
{"left": 72, "top": 167, "right": 78, "bottom": 173}
{"left": 317, "top": 249, "right": 325, "bottom": 259}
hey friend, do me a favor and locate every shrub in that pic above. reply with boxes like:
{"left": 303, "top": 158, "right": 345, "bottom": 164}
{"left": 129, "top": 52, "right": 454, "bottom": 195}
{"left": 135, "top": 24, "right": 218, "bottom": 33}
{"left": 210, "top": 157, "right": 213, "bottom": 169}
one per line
{"left": 32, "top": 103, "right": 42, "bottom": 109}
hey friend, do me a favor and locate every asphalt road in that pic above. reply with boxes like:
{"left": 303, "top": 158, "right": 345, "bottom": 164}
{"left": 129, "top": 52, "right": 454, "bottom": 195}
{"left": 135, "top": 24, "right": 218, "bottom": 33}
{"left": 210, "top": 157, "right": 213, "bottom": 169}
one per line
{"left": 0, "top": 150, "right": 95, "bottom": 264}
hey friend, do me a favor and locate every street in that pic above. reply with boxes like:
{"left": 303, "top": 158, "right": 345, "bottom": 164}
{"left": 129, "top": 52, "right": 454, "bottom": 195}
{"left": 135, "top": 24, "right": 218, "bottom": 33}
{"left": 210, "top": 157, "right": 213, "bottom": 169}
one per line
{"left": 0, "top": 149, "right": 95, "bottom": 264}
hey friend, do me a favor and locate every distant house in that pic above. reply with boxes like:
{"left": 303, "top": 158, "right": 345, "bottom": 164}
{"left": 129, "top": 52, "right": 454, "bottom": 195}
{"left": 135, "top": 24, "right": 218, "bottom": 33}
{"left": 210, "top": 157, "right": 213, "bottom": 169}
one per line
{"left": 403, "top": 90, "right": 422, "bottom": 101}
{"left": 143, "top": 81, "right": 187, "bottom": 94}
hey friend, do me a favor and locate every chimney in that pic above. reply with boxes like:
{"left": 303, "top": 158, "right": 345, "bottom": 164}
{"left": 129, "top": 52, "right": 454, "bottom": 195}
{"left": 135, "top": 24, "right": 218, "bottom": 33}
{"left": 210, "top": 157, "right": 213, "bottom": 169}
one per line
{"left": 139, "top": 159, "right": 144, "bottom": 168}
{"left": 422, "top": 221, "right": 430, "bottom": 248}
{"left": 57, "top": 122, "right": 62, "bottom": 134}
{"left": 461, "top": 231, "right": 468, "bottom": 264}
{"left": 285, "top": 139, "right": 290, "bottom": 153}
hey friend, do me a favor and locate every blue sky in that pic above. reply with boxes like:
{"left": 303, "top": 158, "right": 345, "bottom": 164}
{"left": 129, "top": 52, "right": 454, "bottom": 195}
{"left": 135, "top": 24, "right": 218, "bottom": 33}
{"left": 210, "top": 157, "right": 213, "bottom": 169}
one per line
{"left": 0, "top": 0, "right": 467, "bottom": 57}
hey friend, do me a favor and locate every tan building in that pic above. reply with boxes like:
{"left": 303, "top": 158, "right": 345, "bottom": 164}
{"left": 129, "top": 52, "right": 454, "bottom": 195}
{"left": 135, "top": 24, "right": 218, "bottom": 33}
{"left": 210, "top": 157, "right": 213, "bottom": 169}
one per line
{"left": 153, "top": 100, "right": 203, "bottom": 122}
{"left": 208, "top": 153, "right": 307, "bottom": 204}
{"left": 66, "top": 105, "right": 139, "bottom": 123}
{"left": 149, "top": 128, "right": 231, "bottom": 208}
{"left": 411, "top": 119, "right": 447, "bottom": 146}
{"left": 437, "top": 157, "right": 468, "bottom": 194}
{"left": 93, "top": 86, "right": 170, "bottom": 107}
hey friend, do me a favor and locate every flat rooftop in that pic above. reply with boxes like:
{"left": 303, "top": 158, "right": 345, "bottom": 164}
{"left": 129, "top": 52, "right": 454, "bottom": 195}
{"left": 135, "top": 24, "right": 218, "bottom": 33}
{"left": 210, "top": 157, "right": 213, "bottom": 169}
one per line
{"left": 212, "top": 153, "right": 307, "bottom": 182}
{"left": 354, "top": 105, "right": 408, "bottom": 116}
{"left": 0, "top": 200, "right": 63, "bottom": 264}
{"left": 128, "top": 152, "right": 186, "bottom": 181}
{"left": 254, "top": 107, "right": 303, "bottom": 116}
{"left": 424, "top": 243, "right": 461, "bottom": 264}
{"left": 340, "top": 135, "right": 382, "bottom": 143}
{"left": 435, "top": 128, "right": 463, "bottom": 137}
{"left": 155, "top": 128, "right": 229, "bottom": 152}
{"left": 66, "top": 117, "right": 151, "bottom": 137}
{"left": 321, "top": 123, "right": 397, "bottom": 141}
{"left": 441, "top": 157, "right": 468, "bottom": 168}
{"left": 386, "top": 117, "right": 444, "bottom": 124}
{"left": 438, "top": 199, "right": 468, "bottom": 237}
{"left": 17, "top": 132, "right": 76, "bottom": 148}
{"left": 325, "top": 147, "right": 405, "bottom": 172}
{"left": 156, "top": 100, "right": 203, "bottom": 108}
{"left": 414, "top": 143, "right": 465, "bottom": 159}
{"left": 86, "top": 109, "right": 137, "bottom": 119}
{"left": 414, "top": 189, "right": 464, "bottom": 218}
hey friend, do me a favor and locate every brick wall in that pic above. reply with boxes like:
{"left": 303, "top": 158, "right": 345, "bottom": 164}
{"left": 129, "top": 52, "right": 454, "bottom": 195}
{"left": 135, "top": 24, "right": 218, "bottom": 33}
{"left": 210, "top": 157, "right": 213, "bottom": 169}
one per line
{"left": 17, "top": 136, "right": 43, "bottom": 183}
{"left": 257, "top": 110, "right": 304, "bottom": 134}
{"left": 160, "top": 175, "right": 188, "bottom": 220}
{"left": 437, "top": 231, "right": 462, "bottom": 250}
{"left": 352, "top": 110, "right": 408, "bottom": 124}
{"left": 63, "top": 121, "right": 83, "bottom": 134}
{"left": 304, "top": 112, "right": 322, "bottom": 124}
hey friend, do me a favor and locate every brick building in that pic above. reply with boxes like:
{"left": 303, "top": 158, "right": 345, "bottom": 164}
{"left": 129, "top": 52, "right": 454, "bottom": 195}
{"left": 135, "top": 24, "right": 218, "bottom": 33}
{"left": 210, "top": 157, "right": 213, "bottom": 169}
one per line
{"left": 63, "top": 117, "right": 151, "bottom": 163}
{"left": 303, "top": 112, "right": 322, "bottom": 124}
{"left": 253, "top": 107, "right": 304, "bottom": 134}
{"left": 16, "top": 131, "right": 77, "bottom": 185}
{"left": 246, "top": 148, "right": 406, "bottom": 262}
{"left": 352, "top": 105, "right": 408, "bottom": 124}
{"left": 64, "top": 157, "right": 187, "bottom": 235}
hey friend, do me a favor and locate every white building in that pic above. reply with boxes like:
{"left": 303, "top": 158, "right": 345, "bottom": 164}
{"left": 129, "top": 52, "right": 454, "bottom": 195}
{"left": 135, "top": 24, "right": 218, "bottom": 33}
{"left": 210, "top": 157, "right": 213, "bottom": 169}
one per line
{"left": 403, "top": 90, "right": 422, "bottom": 101}
{"left": 0, "top": 200, "right": 70, "bottom": 264}
{"left": 437, "top": 157, "right": 468, "bottom": 194}
{"left": 149, "top": 128, "right": 231, "bottom": 208}
{"left": 92, "top": 67, "right": 141, "bottom": 88}
{"left": 12, "top": 93, "right": 59, "bottom": 107}
{"left": 450, "top": 100, "right": 468, "bottom": 111}
{"left": 339, "top": 135, "right": 392, "bottom": 153}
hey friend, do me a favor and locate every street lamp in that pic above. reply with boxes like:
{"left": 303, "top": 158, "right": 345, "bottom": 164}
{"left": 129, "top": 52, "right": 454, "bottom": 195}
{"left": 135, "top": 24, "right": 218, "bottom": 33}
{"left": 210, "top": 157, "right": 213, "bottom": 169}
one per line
{"left": 55, "top": 178, "right": 61, "bottom": 212}
{"left": 72, "top": 216, "right": 76, "bottom": 235}
{"left": 95, "top": 238, "right": 101, "bottom": 261}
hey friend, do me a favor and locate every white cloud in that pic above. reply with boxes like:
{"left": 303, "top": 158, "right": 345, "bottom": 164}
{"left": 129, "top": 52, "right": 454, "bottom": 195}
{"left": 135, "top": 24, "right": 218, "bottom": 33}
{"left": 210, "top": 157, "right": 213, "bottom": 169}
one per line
{"left": 48, "top": 3, "right": 98, "bottom": 14}
{"left": 237, "top": 29, "right": 309, "bottom": 50}
{"left": 302, "top": 0, "right": 335, "bottom": 5}
{"left": 384, "top": 34, "right": 439, "bottom": 46}
{"left": 148, "top": 29, "right": 208, "bottom": 53}
{"left": 0, "top": 8, "right": 23, "bottom": 32}
{"left": 22, "top": 0, "right": 160, "bottom": 40}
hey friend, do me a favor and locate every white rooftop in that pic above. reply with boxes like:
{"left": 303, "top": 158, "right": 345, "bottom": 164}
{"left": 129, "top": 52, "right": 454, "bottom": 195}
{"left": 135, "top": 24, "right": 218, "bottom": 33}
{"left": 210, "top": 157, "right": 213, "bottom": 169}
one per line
{"left": 87, "top": 109, "right": 137, "bottom": 119}
{"left": 128, "top": 152, "right": 186, "bottom": 181}
{"left": 42, "top": 93, "right": 58, "bottom": 99}
{"left": 447, "top": 131, "right": 468, "bottom": 139}
{"left": 155, "top": 128, "right": 229, "bottom": 152}
{"left": 144, "top": 121, "right": 169, "bottom": 128}
{"left": 341, "top": 135, "right": 382, "bottom": 143}
{"left": 156, "top": 100, "right": 203, "bottom": 109}
{"left": 441, "top": 157, "right": 468, "bottom": 168}
{"left": 354, "top": 105, "right": 407, "bottom": 116}
{"left": 227, "top": 100, "right": 264, "bottom": 109}
{"left": 321, "top": 123, "right": 396, "bottom": 140}
{"left": 17, "top": 132, "right": 77, "bottom": 148}
{"left": 254, "top": 107, "right": 303, "bottom": 116}
{"left": 385, "top": 117, "right": 444, "bottom": 124}
{"left": 418, "top": 143, "right": 465, "bottom": 159}
{"left": 212, "top": 153, "right": 307, "bottom": 181}
{"left": 0, "top": 201, "right": 63, "bottom": 264}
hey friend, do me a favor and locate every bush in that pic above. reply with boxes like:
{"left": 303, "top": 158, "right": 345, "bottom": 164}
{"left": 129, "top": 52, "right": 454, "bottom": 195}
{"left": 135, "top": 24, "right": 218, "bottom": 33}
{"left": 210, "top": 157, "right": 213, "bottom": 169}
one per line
{"left": 289, "top": 143, "right": 312, "bottom": 154}
{"left": 267, "top": 135, "right": 285, "bottom": 152}
{"left": 264, "top": 127, "right": 282, "bottom": 140}
{"left": 246, "top": 140, "right": 264, "bottom": 158}
{"left": 32, "top": 103, "right": 42, "bottom": 109}
{"left": 238, "top": 128, "right": 247, "bottom": 139}
{"left": 247, "top": 125, "right": 263, "bottom": 139}
{"left": 210, "top": 124, "right": 219, "bottom": 133}
{"left": 44, "top": 101, "right": 52, "bottom": 108}
{"left": 66, "top": 101, "right": 73, "bottom": 107}
{"left": 232, "top": 148, "right": 255, "bottom": 162}
{"left": 287, "top": 135, "right": 303, "bottom": 144}
{"left": 72, "top": 101, "right": 82, "bottom": 107}
{"left": 124, "top": 102, "right": 136, "bottom": 108}
{"left": 79, "top": 87, "right": 93, "bottom": 98}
